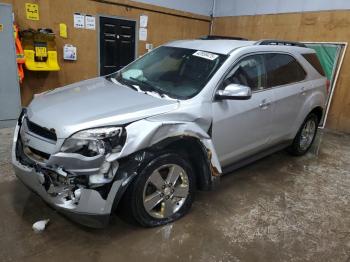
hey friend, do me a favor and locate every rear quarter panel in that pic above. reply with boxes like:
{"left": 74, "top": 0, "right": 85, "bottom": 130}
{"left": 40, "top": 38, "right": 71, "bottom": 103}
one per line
{"left": 290, "top": 50, "right": 327, "bottom": 138}
{"left": 290, "top": 77, "right": 326, "bottom": 139}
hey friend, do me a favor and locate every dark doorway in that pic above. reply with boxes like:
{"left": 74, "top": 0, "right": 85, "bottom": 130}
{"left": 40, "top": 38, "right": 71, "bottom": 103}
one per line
{"left": 99, "top": 16, "right": 136, "bottom": 76}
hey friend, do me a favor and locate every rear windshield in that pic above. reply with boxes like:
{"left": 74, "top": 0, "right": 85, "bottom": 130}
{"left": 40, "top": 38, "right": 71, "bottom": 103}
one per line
{"left": 302, "top": 53, "right": 326, "bottom": 76}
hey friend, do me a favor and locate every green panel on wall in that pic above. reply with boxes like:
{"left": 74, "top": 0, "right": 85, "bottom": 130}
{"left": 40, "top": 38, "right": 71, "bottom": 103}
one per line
{"left": 305, "top": 44, "right": 341, "bottom": 82}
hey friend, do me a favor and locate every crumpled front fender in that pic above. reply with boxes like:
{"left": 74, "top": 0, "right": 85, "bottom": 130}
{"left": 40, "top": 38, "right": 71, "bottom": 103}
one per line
{"left": 107, "top": 119, "right": 222, "bottom": 177}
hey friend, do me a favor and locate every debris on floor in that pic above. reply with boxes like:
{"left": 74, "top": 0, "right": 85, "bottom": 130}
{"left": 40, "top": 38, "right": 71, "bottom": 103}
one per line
{"left": 32, "top": 219, "right": 50, "bottom": 233}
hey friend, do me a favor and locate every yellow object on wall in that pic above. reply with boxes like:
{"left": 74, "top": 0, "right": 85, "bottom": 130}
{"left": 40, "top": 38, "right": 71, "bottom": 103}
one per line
{"left": 25, "top": 3, "right": 39, "bottom": 21}
{"left": 24, "top": 50, "right": 60, "bottom": 71}
{"left": 59, "top": 23, "right": 68, "bottom": 38}
{"left": 21, "top": 29, "right": 60, "bottom": 71}
{"left": 35, "top": 46, "right": 47, "bottom": 57}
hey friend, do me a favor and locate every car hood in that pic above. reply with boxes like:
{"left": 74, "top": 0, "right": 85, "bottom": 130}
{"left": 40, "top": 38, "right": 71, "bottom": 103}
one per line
{"left": 27, "top": 77, "right": 179, "bottom": 138}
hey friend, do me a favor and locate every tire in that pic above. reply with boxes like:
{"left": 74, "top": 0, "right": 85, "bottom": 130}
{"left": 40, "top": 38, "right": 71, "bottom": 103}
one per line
{"left": 121, "top": 151, "right": 195, "bottom": 227}
{"left": 287, "top": 113, "right": 319, "bottom": 156}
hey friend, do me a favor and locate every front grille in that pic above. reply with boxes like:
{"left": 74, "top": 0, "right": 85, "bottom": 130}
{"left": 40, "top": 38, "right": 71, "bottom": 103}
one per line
{"left": 26, "top": 119, "right": 57, "bottom": 141}
{"left": 28, "top": 146, "right": 50, "bottom": 160}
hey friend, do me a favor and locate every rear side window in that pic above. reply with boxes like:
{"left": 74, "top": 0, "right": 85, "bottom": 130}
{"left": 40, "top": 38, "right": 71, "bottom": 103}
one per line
{"left": 302, "top": 53, "right": 326, "bottom": 76}
{"left": 264, "top": 53, "right": 307, "bottom": 87}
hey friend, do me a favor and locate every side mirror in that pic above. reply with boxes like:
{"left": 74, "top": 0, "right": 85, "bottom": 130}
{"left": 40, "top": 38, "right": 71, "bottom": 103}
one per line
{"left": 215, "top": 83, "right": 252, "bottom": 100}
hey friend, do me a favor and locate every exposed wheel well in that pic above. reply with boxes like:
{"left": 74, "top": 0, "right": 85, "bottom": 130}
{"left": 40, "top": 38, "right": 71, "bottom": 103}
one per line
{"left": 310, "top": 106, "right": 323, "bottom": 123}
{"left": 152, "top": 137, "right": 213, "bottom": 191}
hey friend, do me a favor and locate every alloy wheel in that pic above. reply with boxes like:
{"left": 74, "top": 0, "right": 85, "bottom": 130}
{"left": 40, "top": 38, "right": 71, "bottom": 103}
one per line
{"left": 300, "top": 119, "right": 316, "bottom": 151}
{"left": 142, "top": 164, "right": 189, "bottom": 219}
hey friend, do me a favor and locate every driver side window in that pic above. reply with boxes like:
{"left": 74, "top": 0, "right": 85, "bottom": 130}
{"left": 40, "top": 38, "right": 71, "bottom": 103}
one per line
{"left": 224, "top": 54, "right": 266, "bottom": 92}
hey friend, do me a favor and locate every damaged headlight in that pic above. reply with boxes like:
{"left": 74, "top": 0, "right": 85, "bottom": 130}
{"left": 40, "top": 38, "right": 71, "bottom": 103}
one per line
{"left": 61, "top": 127, "right": 126, "bottom": 157}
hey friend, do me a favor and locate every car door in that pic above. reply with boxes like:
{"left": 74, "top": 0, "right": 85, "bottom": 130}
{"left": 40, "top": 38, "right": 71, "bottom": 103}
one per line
{"left": 263, "top": 53, "right": 307, "bottom": 143}
{"left": 212, "top": 54, "right": 275, "bottom": 167}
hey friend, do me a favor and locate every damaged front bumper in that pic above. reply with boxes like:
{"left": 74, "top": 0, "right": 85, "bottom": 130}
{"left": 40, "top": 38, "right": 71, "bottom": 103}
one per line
{"left": 11, "top": 121, "right": 133, "bottom": 228}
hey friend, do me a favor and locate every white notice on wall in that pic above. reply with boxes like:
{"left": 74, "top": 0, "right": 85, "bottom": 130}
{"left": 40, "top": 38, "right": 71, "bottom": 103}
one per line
{"left": 140, "top": 15, "right": 148, "bottom": 28}
{"left": 63, "top": 44, "right": 77, "bottom": 60}
{"left": 73, "top": 13, "right": 85, "bottom": 29}
{"left": 139, "top": 27, "right": 147, "bottom": 41}
{"left": 145, "top": 43, "right": 153, "bottom": 52}
{"left": 85, "top": 15, "right": 95, "bottom": 30}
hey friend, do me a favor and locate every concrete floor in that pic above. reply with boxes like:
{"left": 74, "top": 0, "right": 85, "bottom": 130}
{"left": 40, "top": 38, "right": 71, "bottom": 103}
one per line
{"left": 0, "top": 127, "right": 349, "bottom": 262}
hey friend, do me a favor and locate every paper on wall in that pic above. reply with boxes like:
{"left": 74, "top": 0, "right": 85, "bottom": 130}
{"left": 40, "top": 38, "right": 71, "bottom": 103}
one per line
{"left": 146, "top": 43, "right": 153, "bottom": 52}
{"left": 59, "top": 23, "right": 67, "bottom": 38}
{"left": 74, "top": 13, "right": 85, "bottom": 29}
{"left": 139, "top": 27, "right": 147, "bottom": 41}
{"left": 25, "top": 3, "right": 39, "bottom": 21}
{"left": 85, "top": 15, "right": 95, "bottom": 30}
{"left": 63, "top": 44, "right": 77, "bottom": 60}
{"left": 140, "top": 15, "right": 148, "bottom": 28}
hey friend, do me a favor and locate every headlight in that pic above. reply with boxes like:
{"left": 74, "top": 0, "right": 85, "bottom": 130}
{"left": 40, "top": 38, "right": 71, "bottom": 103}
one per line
{"left": 61, "top": 127, "right": 126, "bottom": 157}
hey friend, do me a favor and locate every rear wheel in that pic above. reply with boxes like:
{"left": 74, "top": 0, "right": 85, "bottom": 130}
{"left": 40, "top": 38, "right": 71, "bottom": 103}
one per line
{"left": 122, "top": 152, "right": 195, "bottom": 227}
{"left": 287, "top": 113, "right": 319, "bottom": 156}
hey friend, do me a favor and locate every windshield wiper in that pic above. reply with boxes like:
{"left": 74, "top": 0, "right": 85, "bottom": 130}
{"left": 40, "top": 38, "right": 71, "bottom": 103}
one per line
{"left": 112, "top": 75, "right": 171, "bottom": 98}
{"left": 111, "top": 77, "right": 138, "bottom": 91}
{"left": 128, "top": 77, "right": 156, "bottom": 90}
{"left": 128, "top": 77, "right": 170, "bottom": 98}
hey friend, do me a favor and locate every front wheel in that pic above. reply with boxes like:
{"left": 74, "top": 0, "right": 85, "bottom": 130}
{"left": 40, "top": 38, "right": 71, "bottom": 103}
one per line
{"left": 287, "top": 113, "right": 319, "bottom": 156}
{"left": 122, "top": 152, "right": 195, "bottom": 227}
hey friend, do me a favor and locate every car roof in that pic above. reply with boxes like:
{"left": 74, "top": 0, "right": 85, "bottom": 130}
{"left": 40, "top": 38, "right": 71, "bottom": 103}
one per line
{"left": 165, "top": 40, "right": 256, "bottom": 55}
{"left": 164, "top": 39, "right": 314, "bottom": 55}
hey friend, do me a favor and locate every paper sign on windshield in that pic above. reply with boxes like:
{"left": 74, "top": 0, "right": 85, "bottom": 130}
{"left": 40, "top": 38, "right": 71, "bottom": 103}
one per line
{"left": 192, "top": 50, "right": 218, "bottom": 60}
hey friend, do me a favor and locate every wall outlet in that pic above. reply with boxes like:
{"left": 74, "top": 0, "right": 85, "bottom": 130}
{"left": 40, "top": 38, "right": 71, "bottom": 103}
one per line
{"left": 145, "top": 43, "right": 153, "bottom": 52}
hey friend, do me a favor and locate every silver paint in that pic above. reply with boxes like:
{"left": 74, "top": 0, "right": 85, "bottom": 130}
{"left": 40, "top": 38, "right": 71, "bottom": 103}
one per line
{"left": 12, "top": 40, "right": 326, "bottom": 225}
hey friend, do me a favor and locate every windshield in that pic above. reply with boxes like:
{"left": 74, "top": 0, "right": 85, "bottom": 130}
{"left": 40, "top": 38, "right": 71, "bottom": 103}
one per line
{"left": 109, "top": 46, "right": 227, "bottom": 99}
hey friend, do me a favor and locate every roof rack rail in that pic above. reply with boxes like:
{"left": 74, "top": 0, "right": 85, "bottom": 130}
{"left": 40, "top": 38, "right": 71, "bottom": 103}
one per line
{"left": 256, "top": 39, "right": 307, "bottom": 48}
{"left": 200, "top": 35, "right": 248, "bottom": 41}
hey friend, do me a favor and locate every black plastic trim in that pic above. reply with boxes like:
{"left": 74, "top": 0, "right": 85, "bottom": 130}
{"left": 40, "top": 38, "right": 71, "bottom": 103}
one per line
{"left": 256, "top": 39, "right": 307, "bottom": 48}
{"left": 200, "top": 35, "right": 248, "bottom": 41}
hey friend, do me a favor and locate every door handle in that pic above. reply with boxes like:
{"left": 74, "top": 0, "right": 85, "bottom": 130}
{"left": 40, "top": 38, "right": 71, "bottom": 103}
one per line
{"left": 259, "top": 100, "right": 271, "bottom": 109}
{"left": 300, "top": 87, "right": 307, "bottom": 96}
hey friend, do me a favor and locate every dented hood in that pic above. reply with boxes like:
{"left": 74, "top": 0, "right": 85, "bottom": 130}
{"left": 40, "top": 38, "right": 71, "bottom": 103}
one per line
{"left": 27, "top": 77, "right": 179, "bottom": 138}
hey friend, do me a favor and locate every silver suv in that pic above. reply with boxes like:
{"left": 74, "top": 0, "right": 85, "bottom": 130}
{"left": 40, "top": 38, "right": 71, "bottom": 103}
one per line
{"left": 12, "top": 39, "right": 327, "bottom": 228}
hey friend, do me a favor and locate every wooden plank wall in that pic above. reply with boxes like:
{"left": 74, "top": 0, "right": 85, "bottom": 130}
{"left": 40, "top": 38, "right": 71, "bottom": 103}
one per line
{"left": 213, "top": 11, "right": 350, "bottom": 133}
{"left": 3, "top": 0, "right": 210, "bottom": 105}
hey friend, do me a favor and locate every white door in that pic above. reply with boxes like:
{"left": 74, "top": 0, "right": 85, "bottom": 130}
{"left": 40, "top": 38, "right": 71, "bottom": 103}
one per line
{"left": 212, "top": 54, "right": 274, "bottom": 167}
